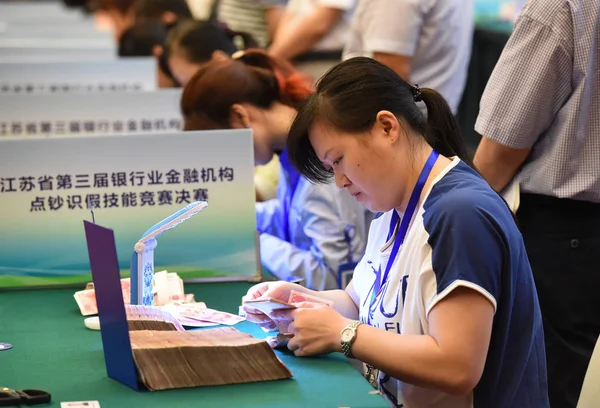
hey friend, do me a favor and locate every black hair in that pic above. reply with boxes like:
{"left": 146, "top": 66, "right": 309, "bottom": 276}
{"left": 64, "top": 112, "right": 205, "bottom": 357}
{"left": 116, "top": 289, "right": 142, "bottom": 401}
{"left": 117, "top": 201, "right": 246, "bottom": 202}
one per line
{"left": 118, "top": 21, "right": 180, "bottom": 86}
{"left": 62, "top": 0, "right": 96, "bottom": 13}
{"left": 118, "top": 20, "right": 168, "bottom": 57}
{"left": 133, "top": 0, "right": 193, "bottom": 20}
{"left": 92, "top": 0, "right": 135, "bottom": 13}
{"left": 166, "top": 19, "right": 257, "bottom": 64}
{"left": 181, "top": 49, "right": 314, "bottom": 131}
{"left": 287, "top": 57, "right": 469, "bottom": 183}
{"left": 63, "top": 0, "right": 87, "bottom": 7}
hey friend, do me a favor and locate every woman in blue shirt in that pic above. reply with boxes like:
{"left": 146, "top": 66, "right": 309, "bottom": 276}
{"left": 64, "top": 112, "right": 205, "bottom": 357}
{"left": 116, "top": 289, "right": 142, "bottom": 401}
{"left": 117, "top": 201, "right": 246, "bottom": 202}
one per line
{"left": 242, "top": 57, "right": 549, "bottom": 408}
{"left": 181, "top": 50, "right": 372, "bottom": 290}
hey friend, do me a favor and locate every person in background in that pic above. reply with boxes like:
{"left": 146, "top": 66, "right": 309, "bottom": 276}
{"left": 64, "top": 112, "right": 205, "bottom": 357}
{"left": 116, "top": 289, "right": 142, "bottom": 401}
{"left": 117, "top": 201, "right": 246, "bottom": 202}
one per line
{"left": 217, "top": 0, "right": 287, "bottom": 49}
{"left": 344, "top": 0, "right": 474, "bottom": 115}
{"left": 118, "top": 21, "right": 177, "bottom": 88}
{"left": 90, "top": 0, "right": 136, "bottom": 40}
{"left": 133, "top": 0, "right": 193, "bottom": 26}
{"left": 268, "top": 0, "right": 355, "bottom": 80}
{"left": 181, "top": 50, "right": 372, "bottom": 290}
{"left": 164, "top": 19, "right": 256, "bottom": 86}
{"left": 63, "top": 0, "right": 94, "bottom": 12}
{"left": 254, "top": 154, "right": 281, "bottom": 202}
{"left": 63, "top": 0, "right": 87, "bottom": 6}
{"left": 473, "top": 0, "right": 600, "bottom": 406}
{"left": 164, "top": 21, "right": 278, "bottom": 199}
{"left": 108, "top": 0, "right": 193, "bottom": 45}
{"left": 242, "top": 57, "right": 549, "bottom": 408}
{"left": 89, "top": 0, "right": 192, "bottom": 41}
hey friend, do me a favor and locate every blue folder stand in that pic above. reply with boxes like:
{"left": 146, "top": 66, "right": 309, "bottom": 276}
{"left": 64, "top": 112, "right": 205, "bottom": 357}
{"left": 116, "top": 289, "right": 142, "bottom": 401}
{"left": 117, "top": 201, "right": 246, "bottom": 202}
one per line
{"left": 83, "top": 220, "right": 143, "bottom": 391}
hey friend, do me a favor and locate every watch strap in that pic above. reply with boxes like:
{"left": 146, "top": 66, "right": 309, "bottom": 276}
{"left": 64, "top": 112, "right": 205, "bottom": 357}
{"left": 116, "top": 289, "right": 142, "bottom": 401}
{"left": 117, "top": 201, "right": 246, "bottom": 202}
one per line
{"left": 341, "top": 320, "right": 362, "bottom": 358}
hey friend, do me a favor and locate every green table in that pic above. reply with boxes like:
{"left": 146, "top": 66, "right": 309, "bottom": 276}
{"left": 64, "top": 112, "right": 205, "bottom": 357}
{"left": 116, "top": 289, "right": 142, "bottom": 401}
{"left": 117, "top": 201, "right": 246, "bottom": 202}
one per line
{"left": 0, "top": 282, "right": 388, "bottom": 408}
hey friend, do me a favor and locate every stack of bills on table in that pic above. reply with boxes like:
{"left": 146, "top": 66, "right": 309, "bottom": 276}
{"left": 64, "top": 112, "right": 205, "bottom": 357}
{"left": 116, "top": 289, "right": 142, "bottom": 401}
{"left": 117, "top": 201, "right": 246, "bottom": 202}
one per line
{"left": 160, "top": 302, "right": 245, "bottom": 328}
{"left": 126, "top": 304, "right": 186, "bottom": 332}
{"left": 129, "top": 327, "right": 292, "bottom": 391}
{"left": 122, "top": 305, "right": 292, "bottom": 390}
{"left": 74, "top": 271, "right": 196, "bottom": 316}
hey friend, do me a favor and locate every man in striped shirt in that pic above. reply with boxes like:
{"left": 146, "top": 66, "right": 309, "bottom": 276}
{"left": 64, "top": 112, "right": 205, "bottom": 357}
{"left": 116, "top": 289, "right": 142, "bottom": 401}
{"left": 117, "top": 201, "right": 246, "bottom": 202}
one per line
{"left": 474, "top": 1, "right": 600, "bottom": 407}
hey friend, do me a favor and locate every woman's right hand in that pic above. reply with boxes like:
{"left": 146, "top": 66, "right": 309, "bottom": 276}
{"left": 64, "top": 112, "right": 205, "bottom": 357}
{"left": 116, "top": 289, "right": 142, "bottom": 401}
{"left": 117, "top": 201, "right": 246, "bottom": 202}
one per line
{"left": 242, "top": 281, "right": 308, "bottom": 331}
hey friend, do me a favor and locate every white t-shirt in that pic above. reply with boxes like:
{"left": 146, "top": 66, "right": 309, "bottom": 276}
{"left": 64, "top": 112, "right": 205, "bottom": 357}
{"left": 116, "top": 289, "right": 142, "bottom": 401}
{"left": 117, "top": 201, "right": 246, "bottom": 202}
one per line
{"left": 343, "top": 0, "right": 474, "bottom": 113}
{"left": 353, "top": 158, "right": 549, "bottom": 408}
{"left": 285, "top": 0, "right": 356, "bottom": 52}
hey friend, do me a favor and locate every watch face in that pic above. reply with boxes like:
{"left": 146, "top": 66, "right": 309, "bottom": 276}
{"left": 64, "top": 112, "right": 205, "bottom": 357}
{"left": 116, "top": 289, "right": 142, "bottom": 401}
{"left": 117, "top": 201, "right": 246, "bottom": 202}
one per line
{"left": 341, "top": 328, "right": 353, "bottom": 342}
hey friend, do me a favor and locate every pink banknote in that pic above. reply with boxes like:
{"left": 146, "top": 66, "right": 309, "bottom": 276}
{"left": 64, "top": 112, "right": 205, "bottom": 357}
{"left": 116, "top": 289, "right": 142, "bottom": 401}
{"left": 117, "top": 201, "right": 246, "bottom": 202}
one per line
{"left": 287, "top": 290, "right": 334, "bottom": 306}
{"left": 180, "top": 308, "right": 245, "bottom": 326}
{"left": 74, "top": 278, "right": 131, "bottom": 316}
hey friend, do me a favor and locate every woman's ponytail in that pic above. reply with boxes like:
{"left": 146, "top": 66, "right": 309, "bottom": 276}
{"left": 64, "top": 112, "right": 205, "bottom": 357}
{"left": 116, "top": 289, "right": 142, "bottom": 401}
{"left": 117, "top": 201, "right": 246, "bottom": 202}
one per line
{"left": 419, "top": 87, "right": 470, "bottom": 164}
{"left": 419, "top": 87, "right": 518, "bottom": 225}
{"left": 233, "top": 49, "right": 314, "bottom": 107}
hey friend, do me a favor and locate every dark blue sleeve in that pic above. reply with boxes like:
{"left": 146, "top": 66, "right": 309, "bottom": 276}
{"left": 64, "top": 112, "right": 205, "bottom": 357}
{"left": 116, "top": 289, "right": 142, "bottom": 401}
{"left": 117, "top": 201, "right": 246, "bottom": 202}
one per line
{"left": 422, "top": 190, "right": 509, "bottom": 310}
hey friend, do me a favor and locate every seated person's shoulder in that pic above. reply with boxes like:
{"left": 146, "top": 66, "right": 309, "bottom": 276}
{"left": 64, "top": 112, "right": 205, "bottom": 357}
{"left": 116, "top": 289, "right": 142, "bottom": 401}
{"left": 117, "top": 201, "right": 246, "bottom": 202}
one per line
{"left": 424, "top": 167, "right": 512, "bottom": 229}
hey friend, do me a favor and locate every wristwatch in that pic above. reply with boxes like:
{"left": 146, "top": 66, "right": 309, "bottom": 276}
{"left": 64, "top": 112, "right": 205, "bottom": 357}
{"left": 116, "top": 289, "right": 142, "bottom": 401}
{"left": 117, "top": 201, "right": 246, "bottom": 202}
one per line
{"left": 340, "top": 320, "right": 362, "bottom": 358}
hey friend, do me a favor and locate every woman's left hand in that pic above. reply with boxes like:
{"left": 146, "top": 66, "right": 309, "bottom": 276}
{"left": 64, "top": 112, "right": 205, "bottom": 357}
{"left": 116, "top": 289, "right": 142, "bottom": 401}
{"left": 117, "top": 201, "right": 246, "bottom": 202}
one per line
{"left": 277, "top": 302, "right": 350, "bottom": 357}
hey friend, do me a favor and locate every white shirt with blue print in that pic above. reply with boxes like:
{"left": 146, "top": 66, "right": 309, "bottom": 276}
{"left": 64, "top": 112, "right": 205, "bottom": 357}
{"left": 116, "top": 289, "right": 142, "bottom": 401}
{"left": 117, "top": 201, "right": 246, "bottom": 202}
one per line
{"left": 353, "top": 157, "right": 549, "bottom": 408}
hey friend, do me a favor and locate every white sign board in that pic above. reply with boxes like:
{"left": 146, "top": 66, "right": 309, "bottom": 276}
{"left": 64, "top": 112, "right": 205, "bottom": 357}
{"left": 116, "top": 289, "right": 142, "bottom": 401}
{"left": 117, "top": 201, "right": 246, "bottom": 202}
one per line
{"left": 0, "top": 3, "right": 85, "bottom": 23}
{"left": 0, "top": 23, "right": 111, "bottom": 40}
{"left": 0, "top": 38, "right": 115, "bottom": 61}
{"left": 0, "top": 130, "right": 259, "bottom": 287}
{"left": 0, "top": 89, "right": 183, "bottom": 137}
{"left": 0, "top": 58, "right": 157, "bottom": 94}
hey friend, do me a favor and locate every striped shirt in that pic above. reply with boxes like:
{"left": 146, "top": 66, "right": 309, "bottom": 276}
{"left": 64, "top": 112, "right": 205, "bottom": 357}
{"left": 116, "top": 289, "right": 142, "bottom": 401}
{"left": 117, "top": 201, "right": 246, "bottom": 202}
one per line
{"left": 475, "top": 0, "right": 600, "bottom": 202}
{"left": 218, "top": 0, "right": 285, "bottom": 48}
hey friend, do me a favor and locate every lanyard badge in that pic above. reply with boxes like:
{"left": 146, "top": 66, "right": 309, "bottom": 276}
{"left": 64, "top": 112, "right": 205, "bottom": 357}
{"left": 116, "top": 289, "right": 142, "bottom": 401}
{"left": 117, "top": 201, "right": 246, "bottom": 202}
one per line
{"left": 366, "top": 150, "right": 439, "bottom": 325}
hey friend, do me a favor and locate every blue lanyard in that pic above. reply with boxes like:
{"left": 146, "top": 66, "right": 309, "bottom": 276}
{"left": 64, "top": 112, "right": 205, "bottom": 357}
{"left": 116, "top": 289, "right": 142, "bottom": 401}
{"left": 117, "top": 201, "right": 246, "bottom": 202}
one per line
{"left": 367, "top": 150, "right": 439, "bottom": 324}
{"left": 278, "top": 149, "right": 301, "bottom": 242}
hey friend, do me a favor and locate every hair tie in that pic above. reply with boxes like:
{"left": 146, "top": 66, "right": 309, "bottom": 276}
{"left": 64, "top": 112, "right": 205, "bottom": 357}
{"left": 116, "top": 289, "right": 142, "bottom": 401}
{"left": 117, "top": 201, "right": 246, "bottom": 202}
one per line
{"left": 231, "top": 50, "right": 245, "bottom": 60}
{"left": 412, "top": 84, "right": 422, "bottom": 102}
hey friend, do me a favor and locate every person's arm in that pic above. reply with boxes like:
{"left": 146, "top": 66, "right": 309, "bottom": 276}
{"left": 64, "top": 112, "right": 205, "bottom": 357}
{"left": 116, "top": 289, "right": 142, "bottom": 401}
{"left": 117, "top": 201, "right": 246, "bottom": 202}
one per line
{"left": 268, "top": 5, "right": 344, "bottom": 60}
{"left": 343, "top": 288, "right": 493, "bottom": 395}
{"left": 286, "top": 287, "right": 494, "bottom": 395}
{"left": 254, "top": 0, "right": 286, "bottom": 43}
{"left": 272, "top": 7, "right": 294, "bottom": 43}
{"left": 256, "top": 198, "right": 283, "bottom": 236}
{"left": 474, "top": 12, "right": 573, "bottom": 189}
{"left": 264, "top": 5, "right": 285, "bottom": 41}
{"left": 372, "top": 52, "right": 412, "bottom": 81}
{"left": 473, "top": 138, "right": 530, "bottom": 192}
{"left": 304, "top": 281, "right": 360, "bottom": 319}
{"left": 346, "top": 0, "right": 422, "bottom": 80}
{"left": 286, "top": 195, "right": 505, "bottom": 395}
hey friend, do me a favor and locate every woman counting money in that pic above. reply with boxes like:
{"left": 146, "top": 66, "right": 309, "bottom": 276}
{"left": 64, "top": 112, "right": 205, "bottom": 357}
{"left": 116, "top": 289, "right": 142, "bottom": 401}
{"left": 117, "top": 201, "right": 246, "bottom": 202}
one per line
{"left": 181, "top": 50, "right": 373, "bottom": 291}
{"left": 242, "top": 58, "right": 550, "bottom": 408}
